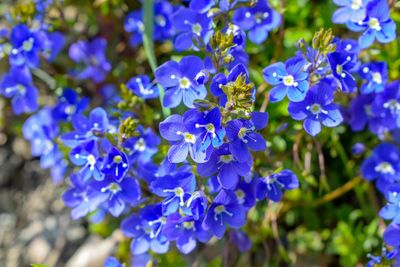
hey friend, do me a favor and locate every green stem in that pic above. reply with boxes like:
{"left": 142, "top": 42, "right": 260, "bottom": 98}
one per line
{"left": 142, "top": 0, "right": 170, "bottom": 118}
{"left": 32, "top": 68, "right": 56, "bottom": 90}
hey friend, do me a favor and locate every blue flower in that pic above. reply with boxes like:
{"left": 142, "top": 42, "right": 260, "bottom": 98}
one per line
{"left": 9, "top": 24, "right": 43, "bottom": 67}
{"left": 361, "top": 143, "right": 400, "bottom": 193}
{"left": 189, "top": 0, "right": 215, "bottom": 13}
{"left": 124, "top": 10, "right": 143, "bottom": 47}
{"left": 42, "top": 31, "right": 65, "bottom": 62}
{"left": 92, "top": 176, "right": 141, "bottom": 217}
{"left": 52, "top": 88, "right": 89, "bottom": 121}
{"left": 232, "top": 0, "right": 281, "bottom": 44}
{"left": 139, "top": 158, "right": 191, "bottom": 184}
{"left": 223, "top": 24, "right": 246, "bottom": 47}
{"left": 352, "top": 143, "right": 366, "bottom": 155}
{"left": 0, "top": 66, "right": 38, "bottom": 114}
{"left": 372, "top": 81, "right": 400, "bottom": 130}
{"left": 333, "top": 38, "right": 361, "bottom": 54}
{"left": 102, "top": 147, "right": 129, "bottom": 182}
{"left": 50, "top": 151, "right": 67, "bottom": 184}
{"left": 104, "top": 257, "right": 123, "bottom": 267}
{"left": 332, "top": 0, "right": 368, "bottom": 24}
{"left": 234, "top": 179, "right": 257, "bottom": 209}
{"left": 181, "top": 191, "right": 208, "bottom": 220}
{"left": 69, "top": 38, "right": 111, "bottom": 83}
{"left": 366, "top": 247, "right": 400, "bottom": 267}
{"left": 383, "top": 223, "right": 400, "bottom": 248}
{"left": 155, "top": 55, "right": 207, "bottom": 108}
{"left": 256, "top": 169, "right": 299, "bottom": 202}
{"left": 121, "top": 204, "right": 170, "bottom": 255}
{"left": 211, "top": 63, "right": 251, "bottom": 107}
{"left": 227, "top": 46, "right": 249, "bottom": 70}
{"left": 359, "top": 62, "right": 388, "bottom": 94}
{"left": 183, "top": 107, "right": 225, "bottom": 154}
{"left": 197, "top": 144, "right": 252, "bottom": 189}
{"left": 288, "top": 83, "right": 343, "bottom": 136}
{"left": 33, "top": 0, "right": 53, "bottom": 19}
{"left": 131, "top": 254, "right": 152, "bottom": 267}
{"left": 23, "top": 107, "right": 58, "bottom": 156}
{"left": 366, "top": 255, "right": 383, "bottom": 267}
{"left": 347, "top": 93, "right": 387, "bottom": 135}
{"left": 62, "top": 174, "right": 108, "bottom": 219}
{"left": 124, "top": 1, "right": 174, "bottom": 47}
{"left": 207, "top": 176, "right": 223, "bottom": 193}
{"left": 61, "top": 107, "right": 110, "bottom": 147}
{"left": 171, "top": 7, "right": 213, "bottom": 51}
{"left": 70, "top": 140, "right": 104, "bottom": 181}
{"left": 327, "top": 51, "right": 358, "bottom": 93}
{"left": 163, "top": 214, "right": 211, "bottom": 254}
{"left": 202, "top": 190, "right": 246, "bottom": 238}
{"left": 191, "top": 0, "right": 249, "bottom": 15}
{"left": 124, "top": 126, "right": 160, "bottom": 164}
{"left": 379, "top": 184, "right": 400, "bottom": 223}
{"left": 22, "top": 107, "right": 66, "bottom": 183}
{"left": 230, "top": 230, "right": 252, "bottom": 253}
{"left": 263, "top": 56, "right": 309, "bottom": 102}
{"left": 126, "top": 75, "right": 159, "bottom": 99}
{"left": 150, "top": 172, "right": 196, "bottom": 215}
{"left": 159, "top": 113, "right": 207, "bottom": 163}
{"left": 225, "top": 112, "right": 268, "bottom": 163}
{"left": 296, "top": 42, "right": 330, "bottom": 75}
{"left": 346, "top": 0, "right": 396, "bottom": 48}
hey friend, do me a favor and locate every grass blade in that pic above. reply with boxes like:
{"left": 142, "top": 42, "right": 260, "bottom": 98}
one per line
{"left": 143, "top": 0, "right": 170, "bottom": 117}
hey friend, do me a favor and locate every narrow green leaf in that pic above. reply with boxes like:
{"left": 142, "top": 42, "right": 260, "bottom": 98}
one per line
{"left": 142, "top": 0, "right": 170, "bottom": 117}
{"left": 32, "top": 68, "right": 57, "bottom": 90}
{"left": 31, "top": 264, "right": 49, "bottom": 267}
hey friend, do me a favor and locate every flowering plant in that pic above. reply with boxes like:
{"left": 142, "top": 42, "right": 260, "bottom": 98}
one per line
{"left": 1, "top": 0, "right": 400, "bottom": 266}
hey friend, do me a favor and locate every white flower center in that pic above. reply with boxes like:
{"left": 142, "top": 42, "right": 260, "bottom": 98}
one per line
{"left": 65, "top": 105, "right": 76, "bottom": 115}
{"left": 87, "top": 154, "right": 96, "bottom": 165}
{"left": 384, "top": 99, "right": 400, "bottom": 114}
{"left": 220, "top": 154, "right": 233, "bottom": 164}
{"left": 309, "top": 104, "right": 322, "bottom": 114}
{"left": 375, "top": 162, "right": 395, "bottom": 175}
{"left": 351, "top": 0, "right": 362, "bottom": 10}
{"left": 179, "top": 77, "right": 191, "bottom": 89}
{"left": 136, "top": 77, "right": 154, "bottom": 95}
{"left": 235, "top": 189, "right": 245, "bottom": 204}
{"left": 155, "top": 15, "right": 166, "bottom": 27}
{"left": 101, "top": 182, "right": 122, "bottom": 194}
{"left": 134, "top": 138, "right": 146, "bottom": 152}
{"left": 192, "top": 23, "right": 202, "bottom": 36}
{"left": 183, "top": 221, "right": 195, "bottom": 229}
{"left": 369, "top": 18, "right": 381, "bottom": 31}
{"left": 213, "top": 205, "right": 233, "bottom": 221}
{"left": 22, "top": 37, "right": 34, "bottom": 52}
{"left": 113, "top": 155, "right": 123, "bottom": 163}
{"left": 372, "top": 72, "right": 382, "bottom": 84}
{"left": 283, "top": 75, "right": 295, "bottom": 86}
{"left": 6, "top": 84, "right": 26, "bottom": 95}
{"left": 196, "top": 123, "right": 216, "bottom": 138}
{"left": 364, "top": 105, "right": 373, "bottom": 116}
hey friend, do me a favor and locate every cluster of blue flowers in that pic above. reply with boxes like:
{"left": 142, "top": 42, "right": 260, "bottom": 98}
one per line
{"left": 0, "top": 0, "right": 399, "bottom": 265}
{"left": 0, "top": 22, "right": 64, "bottom": 114}
{"left": 332, "top": 0, "right": 400, "bottom": 265}
{"left": 333, "top": 0, "right": 396, "bottom": 48}
{"left": 264, "top": 0, "right": 400, "bottom": 264}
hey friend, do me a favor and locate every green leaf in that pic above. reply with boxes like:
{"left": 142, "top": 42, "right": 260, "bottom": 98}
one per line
{"left": 142, "top": 0, "right": 170, "bottom": 117}
{"left": 31, "top": 264, "right": 49, "bottom": 267}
